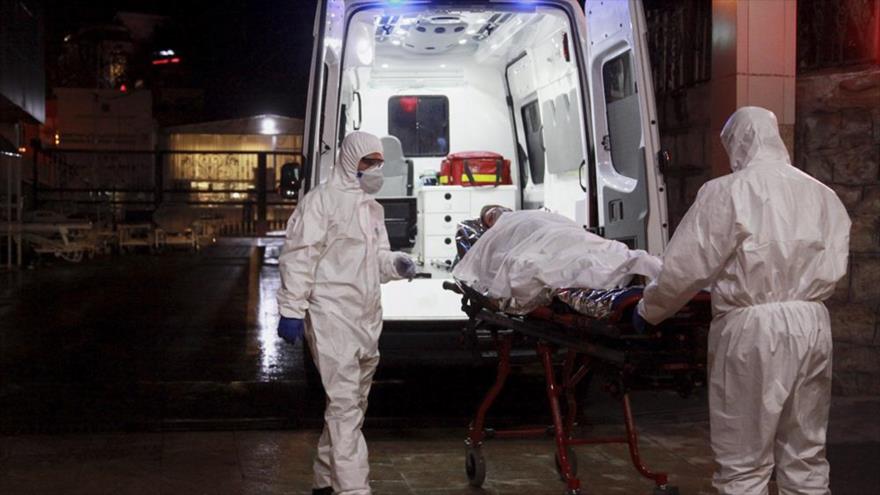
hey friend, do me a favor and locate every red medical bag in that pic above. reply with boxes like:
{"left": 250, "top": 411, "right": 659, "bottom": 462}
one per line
{"left": 440, "top": 151, "right": 512, "bottom": 187}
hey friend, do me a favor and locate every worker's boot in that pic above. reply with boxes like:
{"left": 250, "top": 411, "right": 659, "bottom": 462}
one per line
{"left": 312, "top": 488, "right": 333, "bottom": 495}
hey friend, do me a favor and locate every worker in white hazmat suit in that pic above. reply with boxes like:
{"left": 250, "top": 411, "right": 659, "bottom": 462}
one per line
{"left": 277, "top": 131, "right": 417, "bottom": 495}
{"left": 635, "top": 107, "right": 850, "bottom": 495}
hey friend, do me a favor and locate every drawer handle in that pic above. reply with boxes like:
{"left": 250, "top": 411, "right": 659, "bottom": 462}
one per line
{"left": 444, "top": 215, "right": 452, "bottom": 222}
{"left": 444, "top": 193, "right": 452, "bottom": 200}
{"left": 444, "top": 238, "right": 452, "bottom": 245}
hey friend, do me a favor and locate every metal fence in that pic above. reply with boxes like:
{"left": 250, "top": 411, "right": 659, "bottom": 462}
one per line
{"left": 798, "top": 0, "right": 880, "bottom": 72}
{"left": 1, "top": 152, "right": 24, "bottom": 268}
{"left": 31, "top": 144, "right": 300, "bottom": 236}
{"left": 645, "top": 0, "right": 712, "bottom": 95}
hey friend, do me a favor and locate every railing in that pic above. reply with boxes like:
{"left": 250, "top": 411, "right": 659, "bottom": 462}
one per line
{"left": 31, "top": 145, "right": 301, "bottom": 236}
{"left": 1, "top": 153, "right": 24, "bottom": 268}
{"left": 645, "top": 0, "right": 712, "bottom": 95}
{"left": 797, "top": 0, "right": 880, "bottom": 72}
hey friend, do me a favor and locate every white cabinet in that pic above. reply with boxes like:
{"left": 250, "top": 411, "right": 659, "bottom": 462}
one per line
{"left": 424, "top": 212, "right": 470, "bottom": 236}
{"left": 422, "top": 188, "right": 471, "bottom": 213}
{"left": 417, "top": 185, "right": 516, "bottom": 266}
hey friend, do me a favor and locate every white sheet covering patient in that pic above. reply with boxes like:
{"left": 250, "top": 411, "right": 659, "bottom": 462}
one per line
{"left": 452, "top": 210, "right": 662, "bottom": 313}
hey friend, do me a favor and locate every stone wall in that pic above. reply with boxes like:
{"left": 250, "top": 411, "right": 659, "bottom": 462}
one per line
{"left": 796, "top": 65, "right": 880, "bottom": 395}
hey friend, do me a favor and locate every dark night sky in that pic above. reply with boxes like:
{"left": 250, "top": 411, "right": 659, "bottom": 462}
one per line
{"left": 45, "top": 1, "right": 320, "bottom": 120}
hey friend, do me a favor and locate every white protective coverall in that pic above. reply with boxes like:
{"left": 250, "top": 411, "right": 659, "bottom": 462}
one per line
{"left": 453, "top": 209, "right": 662, "bottom": 313}
{"left": 277, "top": 132, "right": 407, "bottom": 495}
{"left": 637, "top": 107, "right": 851, "bottom": 495}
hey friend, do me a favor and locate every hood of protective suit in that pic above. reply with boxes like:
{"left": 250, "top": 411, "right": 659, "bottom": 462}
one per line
{"left": 720, "top": 106, "right": 791, "bottom": 172}
{"left": 330, "top": 131, "right": 384, "bottom": 192}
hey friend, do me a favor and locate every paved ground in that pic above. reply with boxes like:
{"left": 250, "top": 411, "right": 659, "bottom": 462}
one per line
{"left": 1, "top": 241, "right": 878, "bottom": 494}
{"left": 0, "top": 425, "right": 716, "bottom": 494}
{"left": 1, "top": 408, "right": 878, "bottom": 495}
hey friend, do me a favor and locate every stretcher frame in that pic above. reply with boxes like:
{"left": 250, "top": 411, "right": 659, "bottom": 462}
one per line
{"left": 444, "top": 281, "right": 711, "bottom": 495}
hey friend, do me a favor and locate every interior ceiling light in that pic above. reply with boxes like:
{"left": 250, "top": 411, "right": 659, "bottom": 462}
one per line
{"left": 376, "top": 11, "right": 515, "bottom": 52}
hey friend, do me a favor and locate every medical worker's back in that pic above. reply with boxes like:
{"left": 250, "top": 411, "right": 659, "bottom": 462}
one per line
{"left": 706, "top": 159, "right": 851, "bottom": 314}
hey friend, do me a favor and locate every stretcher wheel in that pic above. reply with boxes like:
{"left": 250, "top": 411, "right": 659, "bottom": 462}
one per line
{"left": 653, "top": 486, "right": 680, "bottom": 495}
{"left": 555, "top": 446, "right": 578, "bottom": 481}
{"left": 465, "top": 446, "right": 486, "bottom": 487}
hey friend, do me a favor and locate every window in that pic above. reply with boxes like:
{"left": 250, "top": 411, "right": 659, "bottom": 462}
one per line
{"left": 521, "top": 100, "right": 545, "bottom": 185}
{"left": 602, "top": 51, "right": 643, "bottom": 180}
{"left": 388, "top": 96, "right": 449, "bottom": 157}
{"left": 603, "top": 51, "right": 637, "bottom": 103}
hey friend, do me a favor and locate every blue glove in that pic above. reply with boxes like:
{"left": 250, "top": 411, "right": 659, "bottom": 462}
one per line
{"left": 277, "top": 317, "right": 305, "bottom": 344}
{"left": 393, "top": 255, "right": 418, "bottom": 280}
{"left": 631, "top": 310, "right": 649, "bottom": 335}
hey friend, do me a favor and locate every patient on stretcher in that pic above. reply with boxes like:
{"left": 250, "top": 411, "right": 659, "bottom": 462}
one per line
{"left": 452, "top": 209, "right": 662, "bottom": 316}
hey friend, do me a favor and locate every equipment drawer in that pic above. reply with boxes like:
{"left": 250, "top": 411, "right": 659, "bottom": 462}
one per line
{"left": 421, "top": 189, "right": 470, "bottom": 213}
{"left": 423, "top": 212, "right": 470, "bottom": 236}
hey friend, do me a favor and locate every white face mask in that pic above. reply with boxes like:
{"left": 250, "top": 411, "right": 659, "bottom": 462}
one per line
{"left": 357, "top": 167, "right": 384, "bottom": 194}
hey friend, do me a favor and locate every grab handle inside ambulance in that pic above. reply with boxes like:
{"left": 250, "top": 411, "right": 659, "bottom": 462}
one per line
{"left": 577, "top": 159, "right": 587, "bottom": 192}
{"left": 353, "top": 91, "right": 363, "bottom": 130}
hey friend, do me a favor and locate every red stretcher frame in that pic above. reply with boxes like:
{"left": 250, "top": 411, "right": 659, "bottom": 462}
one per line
{"left": 445, "top": 281, "right": 712, "bottom": 495}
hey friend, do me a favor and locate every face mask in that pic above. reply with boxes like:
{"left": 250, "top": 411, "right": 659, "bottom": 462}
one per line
{"left": 357, "top": 167, "right": 384, "bottom": 194}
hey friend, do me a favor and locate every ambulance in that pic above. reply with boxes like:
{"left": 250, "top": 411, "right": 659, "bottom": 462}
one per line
{"left": 296, "top": 0, "right": 668, "bottom": 363}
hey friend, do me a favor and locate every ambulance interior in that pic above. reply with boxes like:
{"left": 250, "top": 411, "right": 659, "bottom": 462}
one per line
{"left": 334, "top": 5, "right": 609, "bottom": 272}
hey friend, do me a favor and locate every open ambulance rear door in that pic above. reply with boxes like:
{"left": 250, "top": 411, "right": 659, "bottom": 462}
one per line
{"left": 583, "top": 0, "right": 668, "bottom": 255}
{"left": 302, "top": 0, "right": 344, "bottom": 193}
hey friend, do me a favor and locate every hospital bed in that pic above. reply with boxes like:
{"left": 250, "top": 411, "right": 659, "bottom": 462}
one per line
{"left": 154, "top": 228, "right": 198, "bottom": 251}
{"left": 443, "top": 280, "right": 711, "bottom": 495}
{"left": 117, "top": 222, "right": 155, "bottom": 253}
{"left": 18, "top": 221, "right": 97, "bottom": 263}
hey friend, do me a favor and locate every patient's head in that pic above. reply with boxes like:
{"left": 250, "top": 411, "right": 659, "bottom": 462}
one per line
{"left": 480, "top": 205, "right": 511, "bottom": 228}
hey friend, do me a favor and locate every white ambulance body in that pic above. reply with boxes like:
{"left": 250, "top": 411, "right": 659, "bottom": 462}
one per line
{"left": 300, "top": 0, "right": 668, "bottom": 346}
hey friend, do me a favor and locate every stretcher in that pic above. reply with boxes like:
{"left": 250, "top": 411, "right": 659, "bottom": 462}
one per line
{"left": 443, "top": 281, "right": 712, "bottom": 495}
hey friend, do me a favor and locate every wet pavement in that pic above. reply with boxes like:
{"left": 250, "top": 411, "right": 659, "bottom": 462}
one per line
{"left": 1, "top": 406, "right": 878, "bottom": 495}
{"left": 1, "top": 240, "right": 878, "bottom": 493}
{"left": 1, "top": 241, "right": 311, "bottom": 432}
